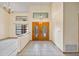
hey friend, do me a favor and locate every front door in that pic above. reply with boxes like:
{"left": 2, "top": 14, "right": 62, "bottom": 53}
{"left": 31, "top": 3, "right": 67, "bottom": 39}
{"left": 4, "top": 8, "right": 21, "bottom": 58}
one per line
{"left": 32, "top": 22, "right": 49, "bottom": 41}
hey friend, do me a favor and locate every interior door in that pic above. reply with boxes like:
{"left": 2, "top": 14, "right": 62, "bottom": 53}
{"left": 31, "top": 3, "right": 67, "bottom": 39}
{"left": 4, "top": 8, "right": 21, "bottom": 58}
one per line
{"left": 32, "top": 22, "right": 49, "bottom": 41}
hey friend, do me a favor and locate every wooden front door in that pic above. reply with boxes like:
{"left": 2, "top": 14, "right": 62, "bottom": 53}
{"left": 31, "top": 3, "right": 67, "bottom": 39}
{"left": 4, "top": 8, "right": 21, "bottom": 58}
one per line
{"left": 32, "top": 22, "right": 49, "bottom": 41}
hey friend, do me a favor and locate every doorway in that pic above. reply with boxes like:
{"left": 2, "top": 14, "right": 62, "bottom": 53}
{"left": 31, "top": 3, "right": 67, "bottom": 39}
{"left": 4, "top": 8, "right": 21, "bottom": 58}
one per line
{"left": 32, "top": 22, "right": 49, "bottom": 41}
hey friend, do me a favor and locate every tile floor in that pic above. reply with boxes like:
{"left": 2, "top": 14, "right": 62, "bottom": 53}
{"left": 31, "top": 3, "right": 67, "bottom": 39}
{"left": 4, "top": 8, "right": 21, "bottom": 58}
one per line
{"left": 18, "top": 41, "right": 65, "bottom": 56}
{"left": 17, "top": 41, "right": 79, "bottom": 56}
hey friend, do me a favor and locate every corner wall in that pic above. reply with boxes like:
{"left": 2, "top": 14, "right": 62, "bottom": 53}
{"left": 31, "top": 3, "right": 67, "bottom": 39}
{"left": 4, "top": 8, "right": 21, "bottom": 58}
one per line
{"left": 51, "top": 2, "right": 64, "bottom": 51}
{"left": 0, "top": 7, "right": 10, "bottom": 39}
{"left": 63, "top": 2, "right": 79, "bottom": 52}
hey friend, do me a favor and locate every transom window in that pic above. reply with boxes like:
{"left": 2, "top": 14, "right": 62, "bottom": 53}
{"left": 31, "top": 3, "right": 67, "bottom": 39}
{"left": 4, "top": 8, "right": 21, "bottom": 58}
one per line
{"left": 33, "top": 12, "right": 48, "bottom": 19}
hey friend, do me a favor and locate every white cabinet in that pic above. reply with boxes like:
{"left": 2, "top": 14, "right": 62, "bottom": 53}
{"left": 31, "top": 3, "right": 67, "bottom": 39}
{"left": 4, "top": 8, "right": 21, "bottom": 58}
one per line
{"left": 17, "top": 33, "right": 31, "bottom": 52}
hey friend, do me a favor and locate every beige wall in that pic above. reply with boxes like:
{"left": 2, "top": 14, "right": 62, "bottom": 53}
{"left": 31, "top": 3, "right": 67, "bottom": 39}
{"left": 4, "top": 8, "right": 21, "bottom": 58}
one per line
{"left": 51, "top": 2, "right": 79, "bottom": 52}
{"left": 63, "top": 2, "right": 79, "bottom": 52}
{"left": 51, "top": 2, "right": 64, "bottom": 51}
{"left": 0, "top": 7, "right": 10, "bottom": 39}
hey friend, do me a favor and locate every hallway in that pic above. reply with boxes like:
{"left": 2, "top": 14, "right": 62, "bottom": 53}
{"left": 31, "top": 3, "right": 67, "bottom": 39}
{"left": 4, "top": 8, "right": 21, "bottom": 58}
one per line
{"left": 0, "top": 2, "right": 79, "bottom": 56}
{"left": 18, "top": 41, "right": 64, "bottom": 56}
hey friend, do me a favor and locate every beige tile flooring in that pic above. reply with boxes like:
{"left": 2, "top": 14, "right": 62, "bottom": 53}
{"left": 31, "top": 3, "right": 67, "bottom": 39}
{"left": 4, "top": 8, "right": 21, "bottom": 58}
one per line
{"left": 17, "top": 41, "right": 79, "bottom": 56}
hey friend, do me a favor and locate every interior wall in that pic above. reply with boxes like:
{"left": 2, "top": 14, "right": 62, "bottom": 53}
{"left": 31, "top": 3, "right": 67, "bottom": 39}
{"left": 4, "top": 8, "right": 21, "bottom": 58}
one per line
{"left": 51, "top": 2, "right": 64, "bottom": 51}
{"left": 63, "top": 2, "right": 79, "bottom": 52}
{"left": 0, "top": 7, "right": 10, "bottom": 40}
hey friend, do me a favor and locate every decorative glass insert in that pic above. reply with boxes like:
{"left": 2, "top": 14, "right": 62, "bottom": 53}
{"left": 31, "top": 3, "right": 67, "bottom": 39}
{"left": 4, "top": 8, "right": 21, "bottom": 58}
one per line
{"left": 16, "top": 16, "right": 27, "bottom": 21}
{"left": 33, "top": 12, "right": 48, "bottom": 19}
{"left": 42, "top": 25, "right": 47, "bottom": 37}
{"left": 16, "top": 24, "right": 28, "bottom": 36}
{"left": 34, "top": 25, "right": 38, "bottom": 38}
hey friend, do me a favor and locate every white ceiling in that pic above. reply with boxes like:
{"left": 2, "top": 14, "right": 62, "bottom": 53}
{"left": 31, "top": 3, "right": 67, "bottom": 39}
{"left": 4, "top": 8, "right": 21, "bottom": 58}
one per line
{"left": 0, "top": 2, "right": 51, "bottom": 13}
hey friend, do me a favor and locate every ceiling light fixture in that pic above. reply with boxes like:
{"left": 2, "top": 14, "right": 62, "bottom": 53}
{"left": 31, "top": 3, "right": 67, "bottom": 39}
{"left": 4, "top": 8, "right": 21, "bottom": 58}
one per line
{"left": 2, "top": 2, "right": 14, "bottom": 14}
